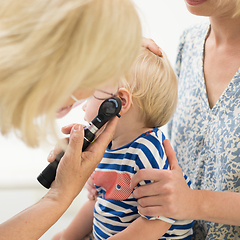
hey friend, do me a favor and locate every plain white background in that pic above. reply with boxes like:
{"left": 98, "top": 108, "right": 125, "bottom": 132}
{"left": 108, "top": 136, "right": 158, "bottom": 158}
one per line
{"left": 0, "top": 1, "right": 207, "bottom": 239}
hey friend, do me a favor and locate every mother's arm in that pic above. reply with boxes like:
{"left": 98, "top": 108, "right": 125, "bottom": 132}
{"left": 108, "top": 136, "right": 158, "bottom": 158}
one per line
{"left": 131, "top": 139, "right": 240, "bottom": 226}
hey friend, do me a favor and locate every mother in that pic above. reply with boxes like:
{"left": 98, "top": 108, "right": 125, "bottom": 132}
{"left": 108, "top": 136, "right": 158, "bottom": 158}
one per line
{"left": 0, "top": 0, "right": 142, "bottom": 239}
{"left": 132, "top": 0, "right": 240, "bottom": 239}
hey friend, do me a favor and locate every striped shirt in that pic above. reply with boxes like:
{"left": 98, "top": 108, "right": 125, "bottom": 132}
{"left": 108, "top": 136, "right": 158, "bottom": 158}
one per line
{"left": 93, "top": 127, "right": 193, "bottom": 240}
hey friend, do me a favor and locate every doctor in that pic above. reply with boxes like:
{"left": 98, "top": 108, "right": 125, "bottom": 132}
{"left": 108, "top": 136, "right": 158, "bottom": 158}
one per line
{"left": 0, "top": 0, "right": 142, "bottom": 239}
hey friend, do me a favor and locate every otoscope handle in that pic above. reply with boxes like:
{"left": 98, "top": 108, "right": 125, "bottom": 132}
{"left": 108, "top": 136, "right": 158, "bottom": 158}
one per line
{"left": 37, "top": 96, "right": 122, "bottom": 189}
{"left": 37, "top": 151, "right": 64, "bottom": 189}
{"left": 37, "top": 128, "right": 95, "bottom": 189}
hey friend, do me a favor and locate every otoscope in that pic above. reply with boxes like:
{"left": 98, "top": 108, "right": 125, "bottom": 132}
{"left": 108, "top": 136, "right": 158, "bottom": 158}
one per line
{"left": 37, "top": 96, "right": 122, "bottom": 189}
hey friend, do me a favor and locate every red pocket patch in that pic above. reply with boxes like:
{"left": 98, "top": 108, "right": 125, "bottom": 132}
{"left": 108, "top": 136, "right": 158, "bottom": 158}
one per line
{"left": 94, "top": 171, "right": 133, "bottom": 201}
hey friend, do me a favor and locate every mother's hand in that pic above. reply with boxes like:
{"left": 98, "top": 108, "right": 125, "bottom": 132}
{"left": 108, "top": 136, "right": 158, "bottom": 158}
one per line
{"left": 131, "top": 139, "right": 197, "bottom": 220}
{"left": 142, "top": 37, "right": 163, "bottom": 56}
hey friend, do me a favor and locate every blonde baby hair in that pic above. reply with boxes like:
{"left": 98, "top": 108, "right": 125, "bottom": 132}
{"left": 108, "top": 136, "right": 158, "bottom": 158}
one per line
{"left": 0, "top": 0, "right": 142, "bottom": 147}
{"left": 122, "top": 47, "right": 178, "bottom": 128}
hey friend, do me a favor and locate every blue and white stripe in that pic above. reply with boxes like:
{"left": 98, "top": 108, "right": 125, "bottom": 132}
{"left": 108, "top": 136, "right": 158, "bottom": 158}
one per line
{"left": 93, "top": 127, "right": 193, "bottom": 239}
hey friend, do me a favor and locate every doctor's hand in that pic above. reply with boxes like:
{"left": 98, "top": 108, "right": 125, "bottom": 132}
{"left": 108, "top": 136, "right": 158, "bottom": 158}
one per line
{"left": 47, "top": 118, "right": 118, "bottom": 204}
{"left": 131, "top": 139, "right": 198, "bottom": 221}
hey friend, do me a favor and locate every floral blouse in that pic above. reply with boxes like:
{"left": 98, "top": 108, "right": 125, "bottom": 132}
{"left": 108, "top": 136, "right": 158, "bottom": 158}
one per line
{"left": 168, "top": 21, "right": 240, "bottom": 239}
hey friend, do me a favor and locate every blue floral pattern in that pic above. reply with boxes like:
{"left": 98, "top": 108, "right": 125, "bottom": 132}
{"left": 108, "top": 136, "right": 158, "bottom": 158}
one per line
{"left": 168, "top": 22, "right": 240, "bottom": 239}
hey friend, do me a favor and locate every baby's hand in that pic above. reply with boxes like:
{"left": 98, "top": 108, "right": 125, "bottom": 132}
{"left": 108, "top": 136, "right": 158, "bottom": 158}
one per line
{"left": 85, "top": 173, "right": 98, "bottom": 200}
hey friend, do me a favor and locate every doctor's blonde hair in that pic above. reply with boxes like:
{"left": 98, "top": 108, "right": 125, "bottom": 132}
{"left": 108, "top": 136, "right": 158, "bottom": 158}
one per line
{"left": 0, "top": 0, "right": 142, "bottom": 147}
{"left": 122, "top": 48, "right": 178, "bottom": 128}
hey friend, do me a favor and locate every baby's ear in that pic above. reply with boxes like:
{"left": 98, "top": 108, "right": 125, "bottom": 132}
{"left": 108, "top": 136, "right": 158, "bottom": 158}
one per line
{"left": 118, "top": 88, "right": 132, "bottom": 114}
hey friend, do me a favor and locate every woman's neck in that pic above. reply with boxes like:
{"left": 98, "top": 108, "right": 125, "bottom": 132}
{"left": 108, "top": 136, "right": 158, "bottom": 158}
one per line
{"left": 209, "top": 15, "right": 240, "bottom": 46}
{"left": 203, "top": 14, "right": 240, "bottom": 109}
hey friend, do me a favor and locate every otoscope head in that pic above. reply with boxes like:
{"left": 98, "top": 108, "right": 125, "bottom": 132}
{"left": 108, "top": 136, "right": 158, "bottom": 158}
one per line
{"left": 101, "top": 101, "right": 121, "bottom": 117}
{"left": 91, "top": 96, "right": 122, "bottom": 129}
{"left": 100, "top": 97, "right": 121, "bottom": 116}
